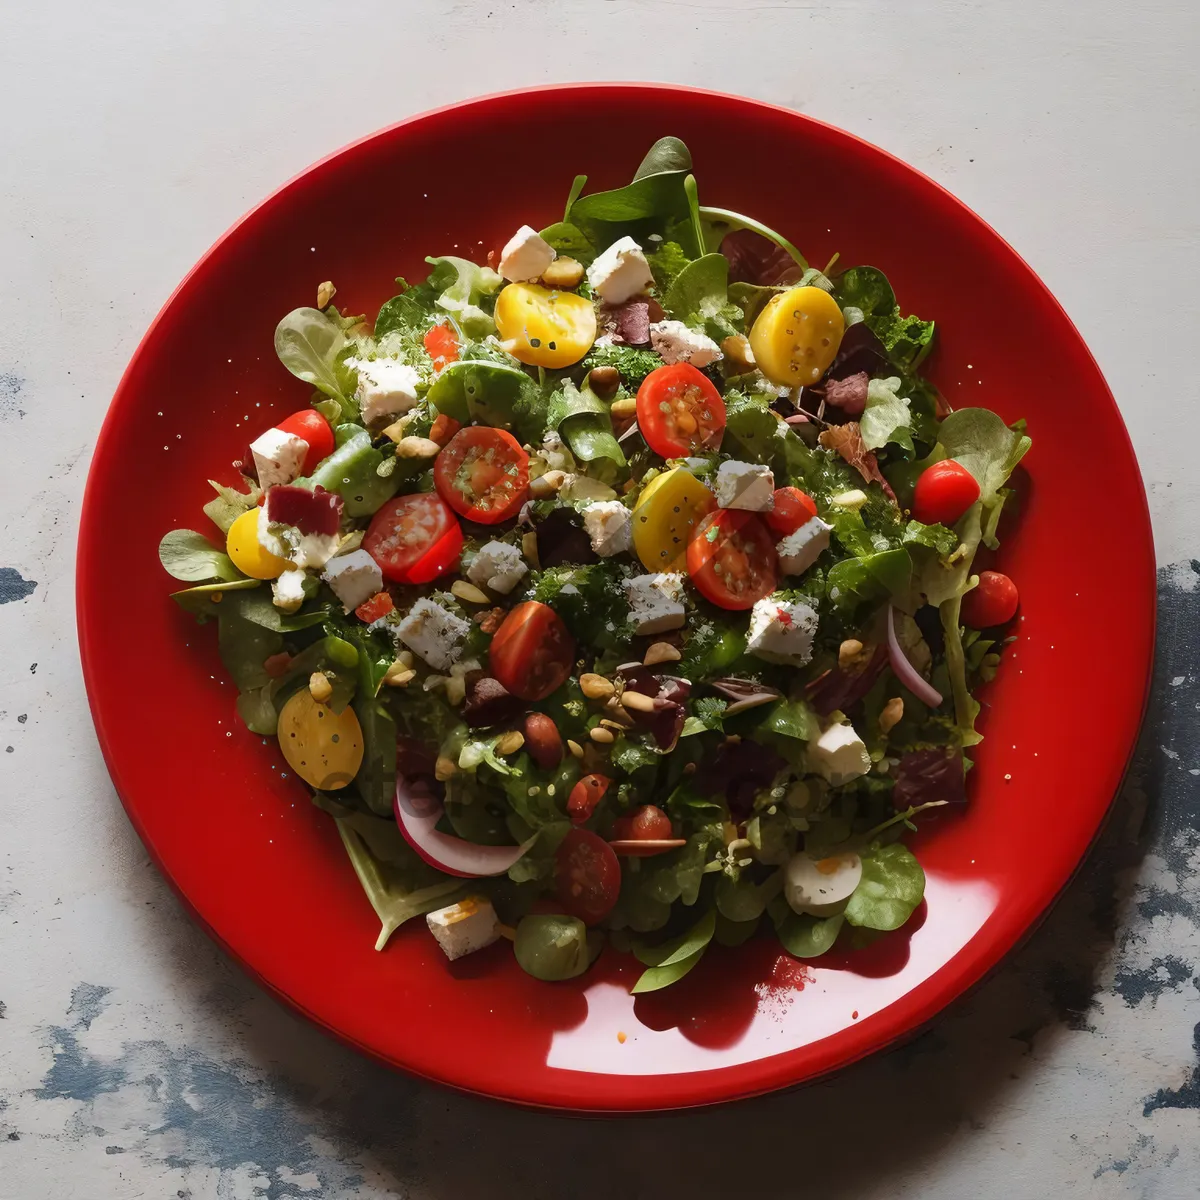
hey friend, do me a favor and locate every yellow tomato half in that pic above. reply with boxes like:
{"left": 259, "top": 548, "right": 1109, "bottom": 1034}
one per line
{"left": 632, "top": 466, "right": 715, "bottom": 572}
{"left": 277, "top": 687, "right": 364, "bottom": 790}
{"left": 226, "top": 507, "right": 288, "bottom": 579}
{"left": 749, "top": 285, "right": 845, "bottom": 387}
{"left": 494, "top": 283, "right": 596, "bottom": 368}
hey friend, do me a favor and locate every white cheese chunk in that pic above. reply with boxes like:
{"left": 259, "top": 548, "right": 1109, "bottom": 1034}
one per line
{"left": 271, "top": 569, "right": 307, "bottom": 613}
{"left": 465, "top": 540, "right": 528, "bottom": 595}
{"left": 807, "top": 721, "right": 872, "bottom": 786}
{"left": 784, "top": 852, "right": 864, "bottom": 915}
{"left": 649, "top": 319, "right": 722, "bottom": 368}
{"left": 353, "top": 358, "right": 421, "bottom": 425}
{"left": 322, "top": 549, "right": 383, "bottom": 613}
{"left": 498, "top": 224, "right": 556, "bottom": 282}
{"left": 714, "top": 460, "right": 775, "bottom": 511}
{"left": 396, "top": 597, "right": 470, "bottom": 671}
{"left": 426, "top": 897, "right": 501, "bottom": 961}
{"left": 776, "top": 517, "right": 832, "bottom": 576}
{"left": 250, "top": 428, "right": 308, "bottom": 490}
{"left": 746, "top": 595, "right": 819, "bottom": 665}
{"left": 256, "top": 505, "right": 340, "bottom": 571}
{"left": 586, "top": 236, "right": 654, "bottom": 305}
{"left": 624, "top": 572, "right": 687, "bottom": 635}
{"left": 582, "top": 500, "right": 633, "bottom": 557}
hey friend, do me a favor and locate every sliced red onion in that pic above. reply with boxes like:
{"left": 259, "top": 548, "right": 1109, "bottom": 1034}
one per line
{"left": 607, "top": 839, "right": 688, "bottom": 858}
{"left": 887, "top": 605, "right": 942, "bottom": 708}
{"left": 394, "top": 782, "right": 534, "bottom": 878}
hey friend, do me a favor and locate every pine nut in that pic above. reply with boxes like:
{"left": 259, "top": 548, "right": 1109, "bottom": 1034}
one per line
{"left": 619, "top": 690, "right": 656, "bottom": 712}
{"left": 580, "top": 673, "right": 615, "bottom": 700}
{"left": 317, "top": 280, "right": 337, "bottom": 309}
{"left": 880, "top": 696, "right": 905, "bottom": 733}
{"left": 643, "top": 641, "right": 681, "bottom": 666}
{"left": 451, "top": 580, "right": 490, "bottom": 605}
{"left": 839, "top": 638, "right": 865, "bottom": 668}
{"left": 529, "top": 470, "right": 566, "bottom": 499}
{"left": 566, "top": 739, "right": 584, "bottom": 759}
{"left": 383, "top": 662, "right": 416, "bottom": 687}
{"left": 435, "top": 755, "right": 458, "bottom": 781}
{"left": 495, "top": 730, "right": 525, "bottom": 756}
{"left": 395, "top": 436, "right": 442, "bottom": 459}
{"left": 609, "top": 397, "right": 637, "bottom": 418}
{"left": 308, "top": 672, "right": 333, "bottom": 703}
{"left": 589, "top": 726, "right": 615, "bottom": 745}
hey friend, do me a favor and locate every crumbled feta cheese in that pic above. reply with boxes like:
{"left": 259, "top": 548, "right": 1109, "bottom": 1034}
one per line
{"left": 586, "top": 236, "right": 654, "bottom": 305}
{"left": 776, "top": 517, "right": 832, "bottom": 576}
{"left": 426, "top": 896, "right": 501, "bottom": 961}
{"left": 714, "top": 460, "right": 775, "bottom": 511}
{"left": 271, "top": 569, "right": 307, "bottom": 613}
{"left": 498, "top": 224, "right": 556, "bottom": 282}
{"left": 250, "top": 428, "right": 308, "bottom": 490}
{"left": 649, "top": 320, "right": 722, "bottom": 368}
{"left": 624, "top": 573, "right": 687, "bottom": 635}
{"left": 322, "top": 549, "right": 383, "bottom": 613}
{"left": 540, "top": 429, "right": 576, "bottom": 473}
{"left": 746, "top": 595, "right": 819, "bottom": 665}
{"left": 353, "top": 358, "right": 421, "bottom": 425}
{"left": 257, "top": 505, "right": 340, "bottom": 570}
{"left": 396, "top": 597, "right": 470, "bottom": 671}
{"left": 465, "top": 541, "right": 528, "bottom": 595}
{"left": 582, "top": 501, "right": 633, "bottom": 557}
{"left": 807, "top": 721, "right": 871, "bottom": 786}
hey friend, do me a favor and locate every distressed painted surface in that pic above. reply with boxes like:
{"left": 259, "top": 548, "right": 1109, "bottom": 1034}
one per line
{"left": 1, "top": 0, "right": 1197, "bottom": 1196}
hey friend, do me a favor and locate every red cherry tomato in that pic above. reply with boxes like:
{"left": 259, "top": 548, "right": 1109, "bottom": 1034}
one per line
{"left": 363, "top": 493, "right": 463, "bottom": 584}
{"left": 554, "top": 828, "right": 620, "bottom": 925}
{"left": 488, "top": 601, "right": 575, "bottom": 701}
{"left": 961, "top": 571, "right": 1019, "bottom": 628}
{"left": 434, "top": 426, "right": 529, "bottom": 525}
{"left": 686, "top": 509, "right": 777, "bottom": 610}
{"left": 275, "top": 409, "right": 335, "bottom": 474}
{"left": 635, "top": 363, "right": 727, "bottom": 458}
{"left": 912, "top": 460, "right": 980, "bottom": 527}
{"left": 611, "top": 805, "right": 673, "bottom": 841}
{"left": 354, "top": 591, "right": 394, "bottom": 624}
{"left": 765, "top": 486, "right": 819, "bottom": 537}
{"left": 567, "top": 773, "right": 611, "bottom": 824}
{"left": 423, "top": 323, "right": 459, "bottom": 371}
{"left": 429, "top": 412, "right": 462, "bottom": 446}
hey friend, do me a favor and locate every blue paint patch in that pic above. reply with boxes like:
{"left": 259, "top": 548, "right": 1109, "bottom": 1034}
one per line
{"left": 67, "top": 983, "right": 112, "bottom": 1031}
{"left": 1113, "top": 955, "right": 1194, "bottom": 1006}
{"left": 0, "top": 569, "right": 37, "bottom": 605}
{"left": 1145, "top": 1021, "right": 1200, "bottom": 1115}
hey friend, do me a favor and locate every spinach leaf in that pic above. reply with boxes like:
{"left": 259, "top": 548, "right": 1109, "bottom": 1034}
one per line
{"left": 569, "top": 137, "right": 694, "bottom": 243}
{"left": 171, "top": 577, "right": 261, "bottom": 621}
{"left": 844, "top": 842, "right": 925, "bottom": 931}
{"left": 860, "top": 376, "right": 913, "bottom": 452}
{"left": 427, "top": 359, "right": 538, "bottom": 430}
{"left": 728, "top": 281, "right": 781, "bottom": 329}
{"left": 539, "top": 221, "right": 597, "bottom": 266}
{"left": 630, "top": 907, "right": 716, "bottom": 993}
{"left": 937, "top": 408, "right": 1031, "bottom": 503}
{"left": 722, "top": 391, "right": 779, "bottom": 463}
{"left": 633, "top": 135, "right": 693, "bottom": 179}
{"left": 827, "top": 548, "right": 912, "bottom": 610}
{"left": 274, "top": 307, "right": 355, "bottom": 417}
{"left": 514, "top": 914, "right": 594, "bottom": 981}
{"left": 427, "top": 256, "right": 503, "bottom": 339}
{"left": 763, "top": 696, "right": 818, "bottom": 742}
{"left": 834, "top": 267, "right": 935, "bottom": 372}
{"left": 158, "top": 529, "right": 241, "bottom": 582}
{"left": 715, "top": 911, "right": 761, "bottom": 947}
{"left": 646, "top": 240, "right": 692, "bottom": 292}
{"left": 776, "top": 911, "right": 845, "bottom": 958}
{"left": 579, "top": 343, "right": 662, "bottom": 388}
{"left": 662, "top": 253, "right": 742, "bottom": 341}
{"left": 203, "top": 478, "right": 261, "bottom": 535}
{"left": 236, "top": 686, "right": 278, "bottom": 735}
{"left": 354, "top": 695, "right": 397, "bottom": 816}
{"left": 715, "top": 872, "right": 781, "bottom": 923}
{"left": 217, "top": 610, "right": 282, "bottom": 690}
{"left": 698, "top": 206, "right": 807, "bottom": 270}
{"left": 374, "top": 281, "right": 438, "bottom": 338}
{"left": 547, "top": 380, "right": 626, "bottom": 471}
{"left": 902, "top": 519, "right": 957, "bottom": 556}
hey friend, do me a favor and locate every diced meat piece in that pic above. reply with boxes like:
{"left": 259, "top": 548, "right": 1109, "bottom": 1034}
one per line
{"left": 264, "top": 484, "right": 343, "bottom": 536}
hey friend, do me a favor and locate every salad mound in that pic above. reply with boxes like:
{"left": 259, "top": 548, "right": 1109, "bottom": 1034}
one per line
{"left": 159, "top": 136, "right": 1030, "bottom": 991}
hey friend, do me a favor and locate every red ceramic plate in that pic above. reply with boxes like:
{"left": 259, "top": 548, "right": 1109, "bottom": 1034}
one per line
{"left": 77, "top": 85, "right": 1154, "bottom": 1111}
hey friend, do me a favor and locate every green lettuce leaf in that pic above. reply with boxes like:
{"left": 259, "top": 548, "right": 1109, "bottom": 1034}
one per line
{"left": 202, "top": 478, "right": 261, "bottom": 535}
{"left": 630, "top": 907, "right": 715, "bottom": 993}
{"left": 860, "top": 376, "right": 913, "bottom": 452}
{"left": 427, "top": 255, "right": 503, "bottom": 339}
{"left": 274, "top": 307, "right": 356, "bottom": 419}
{"left": 844, "top": 842, "right": 925, "bottom": 931}
{"left": 546, "top": 379, "right": 626, "bottom": 471}
{"left": 662, "top": 253, "right": 742, "bottom": 341}
{"left": 158, "top": 529, "right": 241, "bottom": 582}
{"left": 427, "top": 359, "right": 538, "bottom": 430}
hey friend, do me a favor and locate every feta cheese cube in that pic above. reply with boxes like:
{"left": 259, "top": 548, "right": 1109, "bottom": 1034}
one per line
{"left": 426, "top": 896, "right": 501, "bottom": 961}
{"left": 807, "top": 721, "right": 871, "bottom": 786}
{"left": 271, "top": 569, "right": 307, "bottom": 613}
{"left": 582, "top": 500, "right": 633, "bottom": 557}
{"left": 586, "top": 236, "right": 654, "bottom": 305}
{"left": 396, "top": 597, "right": 470, "bottom": 671}
{"left": 322, "top": 549, "right": 383, "bottom": 613}
{"left": 250, "top": 427, "right": 308, "bottom": 490}
{"left": 649, "top": 319, "right": 723, "bottom": 368}
{"left": 465, "top": 540, "right": 528, "bottom": 595}
{"left": 353, "top": 358, "right": 421, "bottom": 425}
{"left": 777, "top": 517, "right": 832, "bottom": 576}
{"left": 258, "top": 505, "right": 340, "bottom": 570}
{"left": 498, "top": 224, "right": 556, "bottom": 282}
{"left": 715, "top": 460, "right": 775, "bottom": 511}
{"left": 747, "top": 596, "right": 819, "bottom": 665}
{"left": 624, "top": 573, "right": 687, "bottom": 635}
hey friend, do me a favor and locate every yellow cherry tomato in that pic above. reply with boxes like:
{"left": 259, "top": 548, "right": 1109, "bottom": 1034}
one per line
{"left": 494, "top": 283, "right": 596, "bottom": 368}
{"left": 632, "top": 466, "right": 715, "bottom": 572}
{"left": 226, "top": 506, "right": 288, "bottom": 579}
{"left": 277, "top": 687, "right": 364, "bottom": 790}
{"left": 749, "top": 285, "right": 845, "bottom": 387}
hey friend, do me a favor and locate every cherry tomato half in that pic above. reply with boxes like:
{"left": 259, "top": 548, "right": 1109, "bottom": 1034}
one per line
{"left": 423, "top": 323, "right": 459, "bottom": 371}
{"left": 488, "top": 601, "right": 575, "bottom": 701}
{"left": 765, "top": 486, "right": 819, "bottom": 537}
{"left": 611, "top": 805, "right": 673, "bottom": 841}
{"left": 275, "top": 409, "right": 335, "bottom": 474}
{"left": 636, "top": 363, "right": 727, "bottom": 458}
{"left": 429, "top": 412, "right": 462, "bottom": 446}
{"left": 686, "top": 509, "right": 777, "bottom": 610}
{"left": 354, "top": 591, "right": 394, "bottom": 624}
{"left": 567, "top": 774, "right": 611, "bottom": 825}
{"left": 554, "top": 828, "right": 620, "bottom": 925}
{"left": 434, "top": 426, "right": 529, "bottom": 525}
{"left": 912, "top": 460, "right": 980, "bottom": 527}
{"left": 363, "top": 493, "right": 463, "bottom": 585}
{"left": 961, "top": 571, "right": 1019, "bottom": 628}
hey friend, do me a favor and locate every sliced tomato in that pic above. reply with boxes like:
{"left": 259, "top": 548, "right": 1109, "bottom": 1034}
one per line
{"left": 635, "top": 363, "right": 726, "bottom": 458}
{"left": 488, "top": 601, "right": 575, "bottom": 701}
{"left": 610, "top": 805, "right": 674, "bottom": 841}
{"left": 567, "top": 774, "right": 611, "bottom": 825}
{"left": 354, "top": 591, "right": 394, "bottom": 624}
{"left": 554, "top": 828, "right": 620, "bottom": 925}
{"left": 765, "top": 486, "right": 819, "bottom": 537}
{"left": 423, "top": 323, "right": 459, "bottom": 371}
{"left": 363, "top": 493, "right": 463, "bottom": 584}
{"left": 275, "top": 409, "right": 335, "bottom": 473}
{"left": 429, "top": 412, "right": 462, "bottom": 446}
{"left": 434, "top": 426, "right": 529, "bottom": 525}
{"left": 686, "top": 509, "right": 777, "bottom": 610}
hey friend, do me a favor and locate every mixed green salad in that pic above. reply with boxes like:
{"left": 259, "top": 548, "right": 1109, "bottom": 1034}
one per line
{"left": 160, "top": 137, "right": 1030, "bottom": 991}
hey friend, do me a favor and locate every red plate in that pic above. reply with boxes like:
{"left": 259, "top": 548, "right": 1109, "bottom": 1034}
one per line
{"left": 76, "top": 85, "right": 1154, "bottom": 1111}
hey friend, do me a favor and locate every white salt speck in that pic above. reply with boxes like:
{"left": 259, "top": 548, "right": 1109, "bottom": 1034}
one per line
{"left": 1161, "top": 745, "right": 1180, "bottom": 761}
{"left": 1004, "top": 773, "right": 1011, "bottom": 780}
{"left": 1170, "top": 675, "right": 1186, "bottom": 687}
